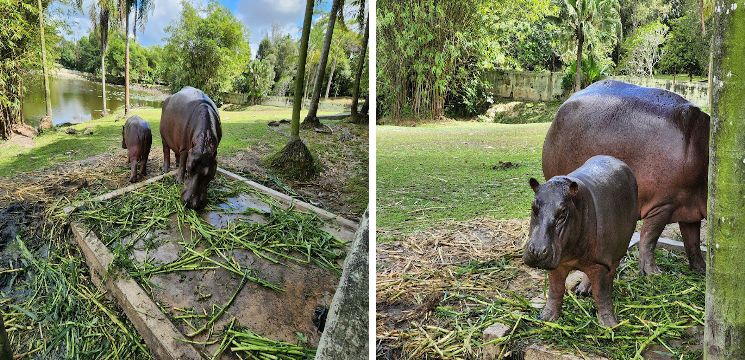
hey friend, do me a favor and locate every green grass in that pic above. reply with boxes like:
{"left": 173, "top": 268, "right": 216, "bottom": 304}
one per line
{"left": 489, "top": 99, "right": 563, "bottom": 124}
{"left": 376, "top": 121, "right": 548, "bottom": 234}
{"left": 0, "top": 105, "right": 340, "bottom": 175}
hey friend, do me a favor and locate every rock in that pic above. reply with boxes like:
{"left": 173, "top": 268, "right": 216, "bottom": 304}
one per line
{"left": 13, "top": 124, "right": 38, "bottom": 138}
{"left": 315, "top": 210, "right": 369, "bottom": 359}
{"left": 565, "top": 271, "right": 585, "bottom": 290}
{"left": 38, "top": 115, "right": 53, "bottom": 131}
{"left": 314, "top": 124, "right": 333, "bottom": 134}
{"left": 485, "top": 101, "right": 525, "bottom": 120}
{"left": 83, "top": 127, "right": 94, "bottom": 135}
{"left": 339, "top": 129, "right": 354, "bottom": 142}
{"left": 481, "top": 323, "right": 511, "bottom": 359}
{"left": 524, "top": 344, "right": 609, "bottom": 360}
{"left": 65, "top": 127, "right": 78, "bottom": 135}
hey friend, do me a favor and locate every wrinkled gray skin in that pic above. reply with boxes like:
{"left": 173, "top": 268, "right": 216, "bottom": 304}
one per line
{"left": 543, "top": 80, "right": 709, "bottom": 275}
{"left": 160, "top": 87, "right": 222, "bottom": 210}
{"left": 525, "top": 155, "right": 638, "bottom": 327}
{"left": 122, "top": 115, "right": 152, "bottom": 183}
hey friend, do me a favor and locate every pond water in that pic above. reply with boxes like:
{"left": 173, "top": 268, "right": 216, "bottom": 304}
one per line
{"left": 22, "top": 75, "right": 166, "bottom": 127}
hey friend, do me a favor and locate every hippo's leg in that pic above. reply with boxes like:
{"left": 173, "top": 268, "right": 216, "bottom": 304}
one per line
{"left": 586, "top": 265, "right": 617, "bottom": 327}
{"left": 140, "top": 156, "right": 148, "bottom": 177}
{"left": 128, "top": 157, "right": 138, "bottom": 183}
{"left": 175, "top": 152, "right": 180, "bottom": 167}
{"left": 679, "top": 221, "right": 705, "bottom": 274}
{"left": 177, "top": 151, "right": 187, "bottom": 182}
{"left": 540, "top": 266, "right": 570, "bottom": 322}
{"left": 639, "top": 208, "right": 673, "bottom": 275}
{"left": 573, "top": 272, "right": 592, "bottom": 297}
{"left": 163, "top": 144, "right": 171, "bottom": 173}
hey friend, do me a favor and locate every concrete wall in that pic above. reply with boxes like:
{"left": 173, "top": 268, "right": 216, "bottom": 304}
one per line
{"left": 483, "top": 70, "right": 565, "bottom": 102}
{"left": 483, "top": 69, "right": 710, "bottom": 108}
{"left": 608, "top": 76, "right": 709, "bottom": 108}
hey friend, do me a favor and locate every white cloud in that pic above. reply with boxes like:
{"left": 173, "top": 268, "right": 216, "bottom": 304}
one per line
{"left": 237, "top": 0, "right": 306, "bottom": 56}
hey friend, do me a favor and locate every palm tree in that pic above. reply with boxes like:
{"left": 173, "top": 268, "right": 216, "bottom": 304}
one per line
{"left": 350, "top": 15, "right": 368, "bottom": 123}
{"left": 120, "top": 0, "right": 151, "bottom": 115}
{"left": 270, "top": 0, "right": 317, "bottom": 179}
{"left": 349, "top": 0, "right": 368, "bottom": 123}
{"left": 561, "top": 0, "right": 621, "bottom": 92}
{"left": 37, "top": 0, "right": 52, "bottom": 129}
{"left": 302, "top": 0, "right": 342, "bottom": 129}
{"left": 83, "top": 0, "right": 117, "bottom": 116}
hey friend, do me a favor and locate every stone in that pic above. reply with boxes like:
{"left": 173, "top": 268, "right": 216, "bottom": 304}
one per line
{"left": 481, "top": 323, "right": 511, "bottom": 359}
{"left": 315, "top": 210, "right": 369, "bottom": 359}
{"left": 524, "top": 344, "right": 609, "bottom": 360}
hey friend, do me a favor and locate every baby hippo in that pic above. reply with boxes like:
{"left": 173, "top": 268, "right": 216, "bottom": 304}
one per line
{"left": 122, "top": 116, "right": 152, "bottom": 182}
{"left": 524, "top": 155, "right": 638, "bottom": 327}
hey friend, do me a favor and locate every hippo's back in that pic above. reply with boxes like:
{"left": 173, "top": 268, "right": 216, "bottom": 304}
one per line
{"left": 160, "top": 87, "right": 220, "bottom": 151}
{"left": 569, "top": 155, "right": 638, "bottom": 256}
{"left": 543, "top": 80, "right": 709, "bottom": 222}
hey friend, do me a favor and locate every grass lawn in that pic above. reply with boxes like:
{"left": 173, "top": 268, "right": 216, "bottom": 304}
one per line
{"left": 376, "top": 121, "right": 549, "bottom": 235}
{"left": 0, "top": 105, "right": 339, "bottom": 175}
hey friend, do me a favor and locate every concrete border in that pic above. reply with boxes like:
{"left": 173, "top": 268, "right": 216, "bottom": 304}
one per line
{"left": 70, "top": 222, "right": 202, "bottom": 360}
{"left": 67, "top": 168, "right": 360, "bottom": 358}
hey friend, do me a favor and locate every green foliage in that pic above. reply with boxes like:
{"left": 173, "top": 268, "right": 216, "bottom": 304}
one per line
{"left": 261, "top": 27, "right": 299, "bottom": 96}
{"left": 561, "top": 55, "right": 608, "bottom": 90}
{"left": 235, "top": 59, "right": 275, "bottom": 104}
{"left": 377, "top": 0, "right": 485, "bottom": 120}
{"left": 160, "top": 2, "right": 250, "bottom": 102}
{"left": 0, "top": 0, "right": 50, "bottom": 138}
{"left": 619, "top": 21, "right": 668, "bottom": 76}
{"left": 58, "top": 32, "right": 160, "bottom": 84}
{"left": 659, "top": 12, "right": 710, "bottom": 78}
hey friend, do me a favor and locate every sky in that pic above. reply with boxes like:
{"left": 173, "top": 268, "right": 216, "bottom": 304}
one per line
{"left": 52, "top": 0, "right": 336, "bottom": 56}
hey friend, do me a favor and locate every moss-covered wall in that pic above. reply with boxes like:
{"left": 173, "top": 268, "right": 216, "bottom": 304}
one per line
{"left": 705, "top": 1, "right": 745, "bottom": 358}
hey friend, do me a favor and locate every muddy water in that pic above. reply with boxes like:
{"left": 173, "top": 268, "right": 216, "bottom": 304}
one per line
{"left": 22, "top": 76, "right": 165, "bottom": 126}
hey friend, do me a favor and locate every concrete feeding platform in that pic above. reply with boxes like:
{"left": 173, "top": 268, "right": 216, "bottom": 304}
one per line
{"left": 67, "top": 168, "right": 358, "bottom": 359}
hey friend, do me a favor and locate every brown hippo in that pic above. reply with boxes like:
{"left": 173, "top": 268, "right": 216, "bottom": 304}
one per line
{"left": 160, "top": 87, "right": 222, "bottom": 210}
{"left": 543, "top": 80, "right": 709, "bottom": 275}
{"left": 525, "top": 155, "right": 638, "bottom": 327}
{"left": 121, "top": 115, "right": 152, "bottom": 183}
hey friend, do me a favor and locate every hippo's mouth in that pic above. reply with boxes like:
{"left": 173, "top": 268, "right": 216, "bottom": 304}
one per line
{"left": 522, "top": 246, "right": 560, "bottom": 270}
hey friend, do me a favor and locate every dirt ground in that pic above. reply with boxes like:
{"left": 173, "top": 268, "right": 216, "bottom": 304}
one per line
{"left": 0, "top": 120, "right": 367, "bottom": 357}
{"left": 376, "top": 219, "right": 705, "bottom": 359}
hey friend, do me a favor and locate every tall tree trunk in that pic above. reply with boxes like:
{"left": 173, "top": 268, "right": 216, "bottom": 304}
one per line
{"left": 705, "top": 5, "right": 745, "bottom": 359}
{"left": 269, "top": 0, "right": 317, "bottom": 180}
{"left": 350, "top": 17, "right": 369, "bottom": 123}
{"left": 291, "top": 0, "right": 314, "bottom": 139}
{"left": 698, "top": 0, "right": 706, "bottom": 34}
{"left": 101, "top": 50, "right": 107, "bottom": 116}
{"left": 325, "top": 57, "right": 336, "bottom": 100}
{"left": 133, "top": 6, "right": 138, "bottom": 41}
{"left": 37, "top": 0, "right": 52, "bottom": 128}
{"left": 124, "top": 8, "right": 130, "bottom": 115}
{"left": 302, "top": 0, "right": 340, "bottom": 128}
{"left": 574, "top": 25, "right": 584, "bottom": 93}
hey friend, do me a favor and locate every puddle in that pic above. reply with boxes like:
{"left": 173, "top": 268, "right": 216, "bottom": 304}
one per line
{"left": 202, "top": 193, "right": 272, "bottom": 229}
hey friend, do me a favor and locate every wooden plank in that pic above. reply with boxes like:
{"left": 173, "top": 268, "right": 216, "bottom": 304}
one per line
{"left": 70, "top": 222, "right": 202, "bottom": 360}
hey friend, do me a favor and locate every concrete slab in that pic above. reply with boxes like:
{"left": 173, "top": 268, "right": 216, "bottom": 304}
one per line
{"left": 69, "top": 169, "right": 359, "bottom": 359}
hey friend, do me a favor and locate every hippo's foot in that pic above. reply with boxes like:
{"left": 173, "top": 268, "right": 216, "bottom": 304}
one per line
{"left": 539, "top": 306, "right": 560, "bottom": 322}
{"left": 163, "top": 166, "right": 169, "bottom": 174}
{"left": 597, "top": 312, "right": 619, "bottom": 328}
{"left": 640, "top": 261, "right": 662, "bottom": 276}
{"left": 129, "top": 176, "right": 137, "bottom": 183}
{"left": 689, "top": 258, "right": 706, "bottom": 275}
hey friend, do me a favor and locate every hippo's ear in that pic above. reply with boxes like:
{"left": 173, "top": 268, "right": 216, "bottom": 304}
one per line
{"left": 568, "top": 181, "right": 579, "bottom": 197}
{"left": 529, "top": 178, "right": 540, "bottom": 193}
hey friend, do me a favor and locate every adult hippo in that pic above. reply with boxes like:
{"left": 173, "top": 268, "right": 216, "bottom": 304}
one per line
{"left": 525, "top": 155, "right": 638, "bottom": 327}
{"left": 160, "top": 87, "right": 222, "bottom": 210}
{"left": 543, "top": 80, "right": 709, "bottom": 275}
